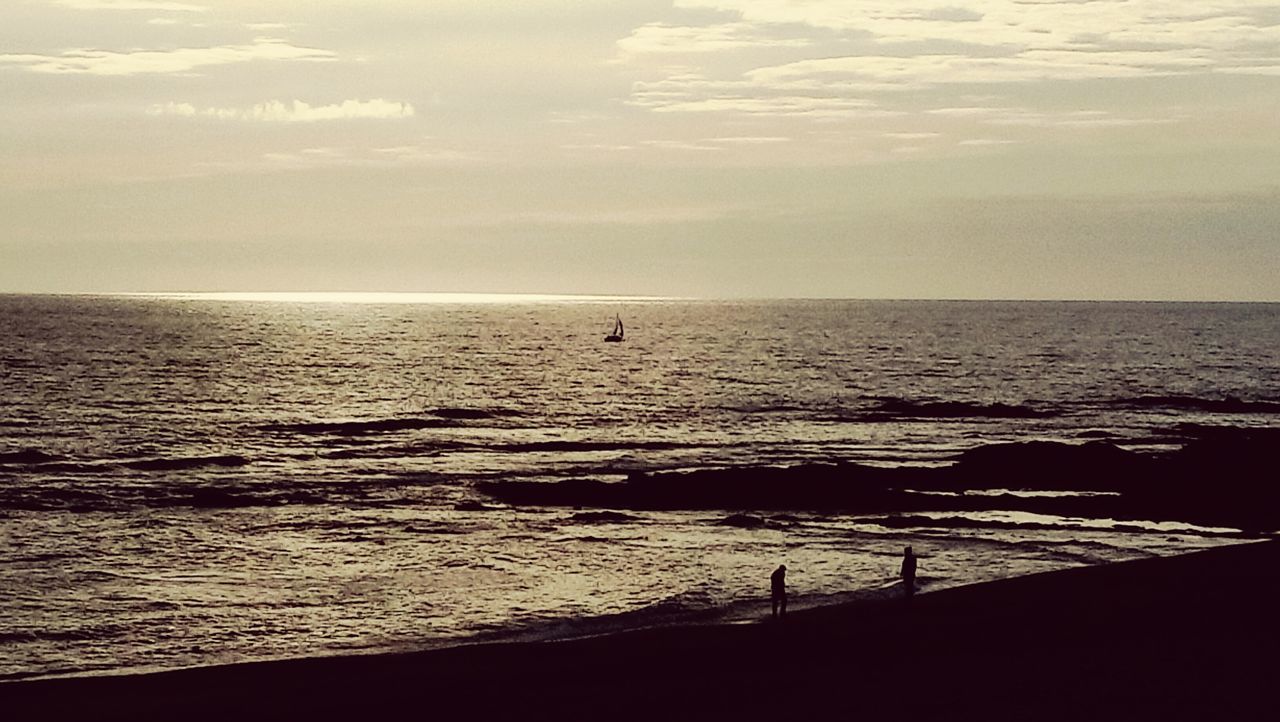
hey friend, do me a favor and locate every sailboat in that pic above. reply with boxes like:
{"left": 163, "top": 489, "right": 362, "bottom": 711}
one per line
{"left": 604, "top": 315, "right": 624, "bottom": 343}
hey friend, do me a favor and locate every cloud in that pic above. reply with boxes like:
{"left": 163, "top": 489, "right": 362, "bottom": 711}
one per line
{"left": 617, "top": 22, "right": 811, "bottom": 55}
{"left": 707, "top": 136, "right": 792, "bottom": 144}
{"left": 639, "top": 139, "right": 724, "bottom": 151}
{"left": 635, "top": 94, "right": 895, "bottom": 118}
{"left": 745, "top": 49, "right": 1216, "bottom": 89}
{"left": 0, "top": 38, "right": 333, "bottom": 76}
{"left": 927, "top": 105, "right": 1177, "bottom": 127}
{"left": 560, "top": 136, "right": 790, "bottom": 155}
{"left": 618, "top": 1, "right": 1280, "bottom": 123}
{"left": 560, "top": 143, "right": 636, "bottom": 152}
{"left": 672, "top": 0, "right": 1280, "bottom": 54}
{"left": 189, "top": 143, "right": 478, "bottom": 173}
{"left": 147, "top": 98, "right": 415, "bottom": 122}
{"left": 983, "top": 108, "right": 1179, "bottom": 127}
{"left": 958, "top": 138, "right": 1018, "bottom": 145}
{"left": 628, "top": 73, "right": 894, "bottom": 117}
{"left": 926, "top": 106, "right": 1001, "bottom": 116}
{"left": 1218, "top": 64, "right": 1280, "bottom": 76}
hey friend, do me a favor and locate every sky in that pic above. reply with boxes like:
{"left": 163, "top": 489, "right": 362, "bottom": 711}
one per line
{"left": 1, "top": 0, "right": 1278, "bottom": 300}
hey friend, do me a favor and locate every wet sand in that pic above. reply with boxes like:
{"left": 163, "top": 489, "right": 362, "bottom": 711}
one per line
{"left": 4, "top": 541, "right": 1276, "bottom": 720}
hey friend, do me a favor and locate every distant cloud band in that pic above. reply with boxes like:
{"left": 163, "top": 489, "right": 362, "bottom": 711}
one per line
{"left": 148, "top": 99, "right": 416, "bottom": 122}
{"left": 0, "top": 38, "right": 332, "bottom": 76}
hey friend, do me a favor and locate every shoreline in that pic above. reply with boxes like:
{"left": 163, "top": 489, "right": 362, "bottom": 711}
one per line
{"left": 4, "top": 540, "right": 1275, "bottom": 720}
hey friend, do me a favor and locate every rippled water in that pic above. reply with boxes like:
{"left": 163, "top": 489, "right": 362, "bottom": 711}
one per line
{"left": 1, "top": 295, "right": 1277, "bottom": 678}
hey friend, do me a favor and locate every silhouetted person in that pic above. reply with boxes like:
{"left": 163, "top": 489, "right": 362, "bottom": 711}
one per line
{"left": 901, "top": 546, "right": 917, "bottom": 601}
{"left": 770, "top": 564, "right": 787, "bottom": 618}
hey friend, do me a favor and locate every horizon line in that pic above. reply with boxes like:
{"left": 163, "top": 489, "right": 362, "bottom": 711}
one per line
{"left": 0, "top": 291, "right": 1276, "bottom": 304}
{"left": 94, "top": 292, "right": 682, "bottom": 304}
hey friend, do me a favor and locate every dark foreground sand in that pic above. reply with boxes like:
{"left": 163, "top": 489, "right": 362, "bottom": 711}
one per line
{"left": 5, "top": 541, "right": 1276, "bottom": 720}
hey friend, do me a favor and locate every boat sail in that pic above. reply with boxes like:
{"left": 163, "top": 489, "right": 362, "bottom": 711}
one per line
{"left": 604, "top": 315, "right": 624, "bottom": 343}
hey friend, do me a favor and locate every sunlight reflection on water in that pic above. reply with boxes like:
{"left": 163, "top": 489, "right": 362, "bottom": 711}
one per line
{"left": 104, "top": 292, "right": 677, "bottom": 304}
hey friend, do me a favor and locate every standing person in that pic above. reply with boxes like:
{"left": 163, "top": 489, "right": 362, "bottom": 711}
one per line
{"left": 770, "top": 564, "right": 787, "bottom": 618}
{"left": 901, "top": 546, "right": 917, "bottom": 601}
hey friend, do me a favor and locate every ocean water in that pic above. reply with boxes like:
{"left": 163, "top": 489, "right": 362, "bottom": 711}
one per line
{"left": 1, "top": 295, "right": 1277, "bottom": 678}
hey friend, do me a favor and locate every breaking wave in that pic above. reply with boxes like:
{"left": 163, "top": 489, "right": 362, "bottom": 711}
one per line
{"left": 259, "top": 417, "right": 460, "bottom": 435}
{"left": 864, "top": 398, "right": 1057, "bottom": 419}
{"left": 1105, "top": 395, "right": 1280, "bottom": 414}
{"left": 316, "top": 438, "right": 711, "bottom": 462}
{"left": 816, "top": 398, "right": 1058, "bottom": 423}
{"left": 491, "top": 440, "right": 698, "bottom": 453}
{"left": 872, "top": 514, "right": 1246, "bottom": 538}
{"left": 0, "top": 472, "right": 453, "bottom": 513}
{"left": 0, "top": 450, "right": 250, "bottom": 474}
{"left": 260, "top": 408, "right": 520, "bottom": 436}
{"left": 122, "top": 455, "right": 250, "bottom": 471}
{"left": 430, "top": 407, "right": 520, "bottom": 420}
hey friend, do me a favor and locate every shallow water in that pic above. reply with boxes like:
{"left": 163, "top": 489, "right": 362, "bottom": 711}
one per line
{"left": 1, "top": 296, "right": 1276, "bottom": 677}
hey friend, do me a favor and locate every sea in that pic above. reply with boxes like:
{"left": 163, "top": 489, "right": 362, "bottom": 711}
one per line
{"left": 1, "top": 294, "right": 1277, "bottom": 679}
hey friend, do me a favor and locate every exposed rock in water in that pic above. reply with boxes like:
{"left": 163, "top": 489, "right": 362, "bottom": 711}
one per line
{"left": 480, "top": 433, "right": 1280, "bottom": 533}
{"left": 717, "top": 513, "right": 768, "bottom": 528}
{"left": 568, "top": 511, "right": 641, "bottom": 524}
{"left": 124, "top": 454, "right": 250, "bottom": 472}
{"left": 0, "top": 449, "right": 63, "bottom": 465}
{"left": 482, "top": 463, "right": 919, "bottom": 512}
{"left": 948, "top": 441, "right": 1146, "bottom": 490}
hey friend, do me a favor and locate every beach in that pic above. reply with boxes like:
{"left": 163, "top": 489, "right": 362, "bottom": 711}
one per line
{"left": 5, "top": 540, "right": 1274, "bottom": 720}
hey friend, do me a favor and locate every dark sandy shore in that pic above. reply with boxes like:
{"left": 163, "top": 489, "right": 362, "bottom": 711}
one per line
{"left": 4, "top": 541, "right": 1276, "bottom": 721}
